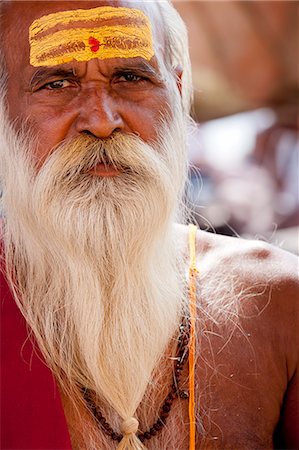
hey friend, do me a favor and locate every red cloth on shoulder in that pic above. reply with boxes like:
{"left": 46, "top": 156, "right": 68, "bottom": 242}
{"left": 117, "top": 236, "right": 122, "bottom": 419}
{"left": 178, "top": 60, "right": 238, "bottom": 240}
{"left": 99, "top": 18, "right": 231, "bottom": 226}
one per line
{"left": 0, "top": 270, "right": 72, "bottom": 449}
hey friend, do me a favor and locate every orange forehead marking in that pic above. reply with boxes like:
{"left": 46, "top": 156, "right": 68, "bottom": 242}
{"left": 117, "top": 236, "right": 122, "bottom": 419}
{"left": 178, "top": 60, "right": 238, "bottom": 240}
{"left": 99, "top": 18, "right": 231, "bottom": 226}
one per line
{"left": 29, "top": 6, "right": 155, "bottom": 67}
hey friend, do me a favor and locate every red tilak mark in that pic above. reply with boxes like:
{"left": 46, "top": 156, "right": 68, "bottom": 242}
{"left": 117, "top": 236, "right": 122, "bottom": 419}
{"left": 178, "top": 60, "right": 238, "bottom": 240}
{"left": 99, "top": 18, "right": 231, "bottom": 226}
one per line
{"left": 88, "top": 36, "right": 101, "bottom": 53}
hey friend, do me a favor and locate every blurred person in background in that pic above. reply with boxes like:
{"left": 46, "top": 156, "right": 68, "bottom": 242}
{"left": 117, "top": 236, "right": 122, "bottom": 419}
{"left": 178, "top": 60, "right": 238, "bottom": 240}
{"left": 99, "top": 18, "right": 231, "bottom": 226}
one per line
{"left": 177, "top": 1, "right": 298, "bottom": 250}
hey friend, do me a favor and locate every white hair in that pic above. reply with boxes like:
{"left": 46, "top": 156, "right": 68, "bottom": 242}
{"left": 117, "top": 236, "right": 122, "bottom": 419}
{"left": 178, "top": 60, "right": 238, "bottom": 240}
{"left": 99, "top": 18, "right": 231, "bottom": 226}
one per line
{"left": 156, "top": 1, "right": 193, "bottom": 114}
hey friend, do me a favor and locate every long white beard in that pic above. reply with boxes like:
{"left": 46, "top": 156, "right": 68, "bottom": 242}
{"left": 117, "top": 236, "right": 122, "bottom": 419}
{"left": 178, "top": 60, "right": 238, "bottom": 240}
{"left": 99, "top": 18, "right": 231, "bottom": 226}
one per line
{"left": 0, "top": 98, "right": 189, "bottom": 443}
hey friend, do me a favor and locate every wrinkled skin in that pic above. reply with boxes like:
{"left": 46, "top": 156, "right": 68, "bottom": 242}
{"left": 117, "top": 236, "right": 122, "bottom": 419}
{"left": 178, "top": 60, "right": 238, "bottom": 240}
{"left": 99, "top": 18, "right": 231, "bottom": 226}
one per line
{"left": 2, "top": 0, "right": 178, "bottom": 168}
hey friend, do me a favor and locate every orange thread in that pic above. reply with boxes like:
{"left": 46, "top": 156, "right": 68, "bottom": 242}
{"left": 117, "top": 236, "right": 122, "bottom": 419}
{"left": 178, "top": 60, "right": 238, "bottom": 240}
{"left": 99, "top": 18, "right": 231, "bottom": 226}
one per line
{"left": 188, "top": 224, "right": 198, "bottom": 450}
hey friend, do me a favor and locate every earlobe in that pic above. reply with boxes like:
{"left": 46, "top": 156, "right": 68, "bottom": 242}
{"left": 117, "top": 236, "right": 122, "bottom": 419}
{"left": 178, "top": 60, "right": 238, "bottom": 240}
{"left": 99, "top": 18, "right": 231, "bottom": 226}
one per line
{"left": 174, "top": 65, "right": 183, "bottom": 97}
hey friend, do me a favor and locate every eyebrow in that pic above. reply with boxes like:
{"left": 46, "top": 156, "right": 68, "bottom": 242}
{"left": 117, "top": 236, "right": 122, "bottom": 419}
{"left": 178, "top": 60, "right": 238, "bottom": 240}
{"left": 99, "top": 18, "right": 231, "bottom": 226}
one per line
{"left": 29, "top": 67, "right": 76, "bottom": 89}
{"left": 28, "top": 60, "right": 164, "bottom": 89}
{"left": 113, "top": 60, "right": 164, "bottom": 82}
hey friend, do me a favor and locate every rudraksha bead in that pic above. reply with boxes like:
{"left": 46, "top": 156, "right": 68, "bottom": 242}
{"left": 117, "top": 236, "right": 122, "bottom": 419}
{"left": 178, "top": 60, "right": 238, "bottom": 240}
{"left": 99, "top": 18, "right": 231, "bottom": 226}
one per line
{"left": 179, "top": 390, "right": 189, "bottom": 399}
{"left": 153, "top": 422, "right": 163, "bottom": 431}
{"left": 167, "top": 392, "right": 175, "bottom": 401}
{"left": 162, "top": 403, "right": 171, "bottom": 413}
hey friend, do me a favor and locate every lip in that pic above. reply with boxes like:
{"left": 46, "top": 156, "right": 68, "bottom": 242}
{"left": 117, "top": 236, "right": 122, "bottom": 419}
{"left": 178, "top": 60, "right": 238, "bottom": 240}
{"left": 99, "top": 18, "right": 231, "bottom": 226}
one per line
{"left": 88, "top": 163, "right": 120, "bottom": 177}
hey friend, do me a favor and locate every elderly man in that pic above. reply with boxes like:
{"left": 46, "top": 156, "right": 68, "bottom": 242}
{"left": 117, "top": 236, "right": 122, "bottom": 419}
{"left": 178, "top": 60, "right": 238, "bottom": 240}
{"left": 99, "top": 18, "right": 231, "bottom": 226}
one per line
{"left": 0, "top": 1, "right": 298, "bottom": 449}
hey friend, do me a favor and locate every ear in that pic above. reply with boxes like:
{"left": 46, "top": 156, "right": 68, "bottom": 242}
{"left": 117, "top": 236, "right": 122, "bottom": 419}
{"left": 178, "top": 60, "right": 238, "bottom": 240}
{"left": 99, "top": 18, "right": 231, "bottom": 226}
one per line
{"left": 174, "top": 65, "right": 183, "bottom": 97}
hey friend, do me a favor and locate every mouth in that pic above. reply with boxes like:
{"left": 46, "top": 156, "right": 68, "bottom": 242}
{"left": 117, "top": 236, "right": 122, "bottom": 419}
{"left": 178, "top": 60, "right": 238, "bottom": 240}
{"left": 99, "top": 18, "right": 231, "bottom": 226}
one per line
{"left": 87, "top": 162, "right": 121, "bottom": 178}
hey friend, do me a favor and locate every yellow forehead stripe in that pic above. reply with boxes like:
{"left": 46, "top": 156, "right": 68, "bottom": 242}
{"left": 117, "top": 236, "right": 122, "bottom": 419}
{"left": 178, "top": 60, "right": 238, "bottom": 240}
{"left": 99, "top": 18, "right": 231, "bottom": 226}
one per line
{"left": 29, "top": 6, "right": 154, "bottom": 67}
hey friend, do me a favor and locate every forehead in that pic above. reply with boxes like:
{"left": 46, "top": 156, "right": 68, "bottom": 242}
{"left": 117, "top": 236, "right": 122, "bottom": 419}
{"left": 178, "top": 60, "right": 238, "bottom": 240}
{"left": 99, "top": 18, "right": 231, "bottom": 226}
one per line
{"left": 3, "top": 0, "right": 162, "bottom": 32}
{"left": 3, "top": 0, "right": 165, "bottom": 74}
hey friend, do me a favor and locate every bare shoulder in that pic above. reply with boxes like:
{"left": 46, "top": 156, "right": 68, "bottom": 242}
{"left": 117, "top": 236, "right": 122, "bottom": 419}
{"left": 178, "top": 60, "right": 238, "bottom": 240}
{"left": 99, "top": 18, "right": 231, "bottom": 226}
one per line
{"left": 175, "top": 225, "right": 299, "bottom": 447}
{"left": 197, "top": 227, "right": 298, "bottom": 282}
{"left": 176, "top": 223, "right": 298, "bottom": 379}
{"left": 175, "top": 223, "right": 298, "bottom": 296}
{"left": 195, "top": 229, "right": 298, "bottom": 349}
{"left": 175, "top": 223, "right": 298, "bottom": 352}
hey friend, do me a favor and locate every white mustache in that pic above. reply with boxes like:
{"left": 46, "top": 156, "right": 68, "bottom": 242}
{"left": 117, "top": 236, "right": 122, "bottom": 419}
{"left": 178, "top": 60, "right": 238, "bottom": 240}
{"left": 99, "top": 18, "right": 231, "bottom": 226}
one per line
{"left": 44, "top": 132, "right": 163, "bottom": 180}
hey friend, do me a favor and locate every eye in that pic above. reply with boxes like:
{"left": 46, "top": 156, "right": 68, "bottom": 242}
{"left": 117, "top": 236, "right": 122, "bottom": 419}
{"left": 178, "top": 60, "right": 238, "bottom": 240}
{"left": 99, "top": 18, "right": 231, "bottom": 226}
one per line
{"left": 43, "top": 79, "right": 74, "bottom": 90}
{"left": 116, "top": 72, "right": 146, "bottom": 83}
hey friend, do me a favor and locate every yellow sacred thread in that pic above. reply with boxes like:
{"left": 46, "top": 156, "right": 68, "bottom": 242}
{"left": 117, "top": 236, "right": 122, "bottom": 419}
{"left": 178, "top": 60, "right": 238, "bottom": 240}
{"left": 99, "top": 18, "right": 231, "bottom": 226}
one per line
{"left": 29, "top": 6, "right": 154, "bottom": 67}
{"left": 188, "top": 224, "right": 198, "bottom": 450}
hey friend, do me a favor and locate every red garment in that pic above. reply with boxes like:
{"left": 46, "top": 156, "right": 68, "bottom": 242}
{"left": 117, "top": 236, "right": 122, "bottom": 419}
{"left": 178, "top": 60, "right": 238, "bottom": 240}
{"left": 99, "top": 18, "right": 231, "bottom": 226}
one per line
{"left": 0, "top": 270, "right": 72, "bottom": 449}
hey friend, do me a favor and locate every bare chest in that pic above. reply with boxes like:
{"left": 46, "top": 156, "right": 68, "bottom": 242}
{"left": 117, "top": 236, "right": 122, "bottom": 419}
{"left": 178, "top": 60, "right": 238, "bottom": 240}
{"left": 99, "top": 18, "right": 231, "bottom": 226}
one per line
{"left": 63, "top": 309, "right": 287, "bottom": 449}
{"left": 63, "top": 359, "right": 284, "bottom": 450}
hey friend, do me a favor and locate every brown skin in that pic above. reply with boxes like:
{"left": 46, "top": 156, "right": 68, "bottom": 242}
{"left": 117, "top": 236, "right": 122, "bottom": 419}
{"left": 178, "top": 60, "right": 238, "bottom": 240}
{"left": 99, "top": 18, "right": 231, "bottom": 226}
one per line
{"left": 192, "top": 229, "right": 299, "bottom": 450}
{"left": 2, "top": 1, "right": 174, "bottom": 167}
{"left": 2, "top": 1, "right": 299, "bottom": 449}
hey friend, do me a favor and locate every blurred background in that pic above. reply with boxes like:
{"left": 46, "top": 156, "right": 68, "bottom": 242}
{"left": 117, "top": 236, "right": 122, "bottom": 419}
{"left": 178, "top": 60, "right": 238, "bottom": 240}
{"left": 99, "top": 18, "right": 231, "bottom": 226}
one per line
{"left": 174, "top": 1, "right": 298, "bottom": 254}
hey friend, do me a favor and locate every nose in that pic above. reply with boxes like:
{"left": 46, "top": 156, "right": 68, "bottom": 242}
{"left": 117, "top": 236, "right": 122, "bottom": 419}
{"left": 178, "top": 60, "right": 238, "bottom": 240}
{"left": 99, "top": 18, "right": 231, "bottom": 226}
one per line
{"left": 75, "top": 87, "right": 124, "bottom": 139}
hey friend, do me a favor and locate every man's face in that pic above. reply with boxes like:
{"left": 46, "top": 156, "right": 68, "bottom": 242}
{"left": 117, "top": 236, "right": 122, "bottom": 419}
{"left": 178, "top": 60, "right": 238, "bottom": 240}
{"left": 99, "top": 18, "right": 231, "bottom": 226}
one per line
{"left": 3, "top": 0, "right": 175, "bottom": 168}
